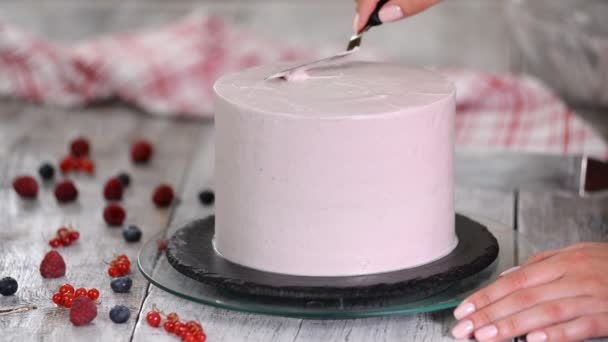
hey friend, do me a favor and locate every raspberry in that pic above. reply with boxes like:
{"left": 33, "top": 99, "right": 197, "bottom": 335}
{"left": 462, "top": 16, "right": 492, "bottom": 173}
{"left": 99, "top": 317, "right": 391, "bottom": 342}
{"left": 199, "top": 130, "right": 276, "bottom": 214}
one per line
{"left": 69, "top": 296, "right": 97, "bottom": 326}
{"left": 12, "top": 176, "right": 38, "bottom": 198}
{"left": 131, "top": 140, "right": 153, "bottom": 164}
{"left": 103, "top": 204, "right": 126, "bottom": 226}
{"left": 70, "top": 137, "right": 90, "bottom": 158}
{"left": 54, "top": 180, "right": 78, "bottom": 203}
{"left": 103, "top": 178, "right": 124, "bottom": 201}
{"left": 152, "top": 184, "right": 174, "bottom": 207}
{"left": 40, "top": 251, "right": 66, "bottom": 278}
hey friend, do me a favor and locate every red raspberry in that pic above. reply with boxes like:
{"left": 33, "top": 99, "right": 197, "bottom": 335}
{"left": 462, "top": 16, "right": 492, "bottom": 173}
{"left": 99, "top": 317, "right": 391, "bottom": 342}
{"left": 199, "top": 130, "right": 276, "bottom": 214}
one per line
{"left": 40, "top": 251, "right": 66, "bottom": 278}
{"left": 69, "top": 296, "right": 97, "bottom": 326}
{"left": 54, "top": 180, "right": 78, "bottom": 203}
{"left": 70, "top": 137, "right": 90, "bottom": 158}
{"left": 131, "top": 140, "right": 153, "bottom": 164}
{"left": 60, "top": 155, "right": 76, "bottom": 174}
{"left": 12, "top": 175, "right": 38, "bottom": 198}
{"left": 103, "top": 178, "right": 124, "bottom": 201}
{"left": 152, "top": 184, "right": 174, "bottom": 207}
{"left": 103, "top": 204, "right": 126, "bottom": 226}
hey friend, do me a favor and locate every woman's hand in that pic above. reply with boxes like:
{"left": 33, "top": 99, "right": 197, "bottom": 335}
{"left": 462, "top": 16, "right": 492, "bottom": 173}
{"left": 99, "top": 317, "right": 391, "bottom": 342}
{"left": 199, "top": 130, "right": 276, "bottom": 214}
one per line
{"left": 353, "top": 0, "right": 442, "bottom": 33}
{"left": 451, "top": 242, "right": 608, "bottom": 341}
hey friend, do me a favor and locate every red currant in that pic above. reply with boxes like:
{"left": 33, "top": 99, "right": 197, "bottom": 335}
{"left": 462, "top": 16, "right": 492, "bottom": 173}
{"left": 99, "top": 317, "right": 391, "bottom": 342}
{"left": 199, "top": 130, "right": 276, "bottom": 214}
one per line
{"left": 57, "top": 227, "right": 69, "bottom": 237}
{"left": 195, "top": 333, "right": 206, "bottom": 342}
{"left": 87, "top": 288, "right": 100, "bottom": 301}
{"left": 52, "top": 292, "right": 62, "bottom": 305}
{"left": 59, "top": 284, "right": 74, "bottom": 294}
{"left": 62, "top": 293, "right": 74, "bottom": 308}
{"left": 49, "top": 238, "right": 61, "bottom": 248}
{"left": 175, "top": 324, "right": 188, "bottom": 337}
{"left": 117, "top": 255, "right": 129, "bottom": 263}
{"left": 173, "top": 322, "right": 183, "bottom": 334}
{"left": 60, "top": 156, "right": 76, "bottom": 174}
{"left": 61, "top": 236, "right": 72, "bottom": 246}
{"left": 163, "top": 321, "right": 175, "bottom": 333}
{"left": 75, "top": 288, "right": 87, "bottom": 298}
{"left": 116, "top": 262, "right": 129, "bottom": 275}
{"left": 167, "top": 312, "right": 179, "bottom": 322}
{"left": 146, "top": 311, "right": 161, "bottom": 327}
{"left": 108, "top": 267, "right": 120, "bottom": 278}
{"left": 183, "top": 333, "right": 195, "bottom": 341}
{"left": 78, "top": 157, "right": 95, "bottom": 175}
{"left": 69, "top": 231, "right": 80, "bottom": 241}
{"left": 186, "top": 321, "right": 201, "bottom": 333}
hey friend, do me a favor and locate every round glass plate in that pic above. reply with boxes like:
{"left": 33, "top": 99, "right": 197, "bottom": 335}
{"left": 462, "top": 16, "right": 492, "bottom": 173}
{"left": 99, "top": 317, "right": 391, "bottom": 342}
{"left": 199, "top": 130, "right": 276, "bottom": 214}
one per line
{"left": 138, "top": 216, "right": 517, "bottom": 319}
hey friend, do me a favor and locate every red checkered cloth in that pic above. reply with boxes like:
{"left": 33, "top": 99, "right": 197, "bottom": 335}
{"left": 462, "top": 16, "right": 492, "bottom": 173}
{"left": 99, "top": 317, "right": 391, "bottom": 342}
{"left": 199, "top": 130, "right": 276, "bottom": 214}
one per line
{"left": 0, "top": 14, "right": 606, "bottom": 159}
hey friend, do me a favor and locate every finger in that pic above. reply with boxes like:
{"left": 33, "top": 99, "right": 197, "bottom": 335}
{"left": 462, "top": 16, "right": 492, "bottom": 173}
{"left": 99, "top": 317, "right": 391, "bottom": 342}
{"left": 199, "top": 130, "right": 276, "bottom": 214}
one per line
{"left": 471, "top": 297, "right": 607, "bottom": 342}
{"left": 456, "top": 278, "right": 590, "bottom": 336}
{"left": 524, "top": 250, "right": 561, "bottom": 265}
{"left": 453, "top": 259, "right": 566, "bottom": 320}
{"left": 353, "top": 0, "right": 379, "bottom": 33}
{"left": 525, "top": 243, "right": 608, "bottom": 266}
{"left": 527, "top": 313, "right": 608, "bottom": 342}
{"left": 396, "top": 0, "right": 442, "bottom": 18}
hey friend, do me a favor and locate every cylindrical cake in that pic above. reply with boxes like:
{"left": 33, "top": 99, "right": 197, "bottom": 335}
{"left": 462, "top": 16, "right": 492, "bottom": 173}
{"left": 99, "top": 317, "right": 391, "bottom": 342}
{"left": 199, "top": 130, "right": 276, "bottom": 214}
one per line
{"left": 213, "top": 61, "right": 457, "bottom": 276}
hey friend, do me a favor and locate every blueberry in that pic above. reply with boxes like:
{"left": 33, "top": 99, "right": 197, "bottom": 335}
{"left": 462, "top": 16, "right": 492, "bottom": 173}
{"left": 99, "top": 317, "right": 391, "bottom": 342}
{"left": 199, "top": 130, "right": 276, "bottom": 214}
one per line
{"left": 0, "top": 277, "right": 18, "bottom": 296}
{"left": 110, "top": 276, "right": 133, "bottom": 293}
{"left": 198, "top": 190, "right": 214, "bottom": 206}
{"left": 109, "top": 305, "right": 131, "bottom": 323}
{"left": 116, "top": 172, "right": 131, "bottom": 187}
{"left": 123, "top": 225, "right": 142, "bottom": 243}
{"left": 38, "top": 163, "right": 55, "bottom": 181}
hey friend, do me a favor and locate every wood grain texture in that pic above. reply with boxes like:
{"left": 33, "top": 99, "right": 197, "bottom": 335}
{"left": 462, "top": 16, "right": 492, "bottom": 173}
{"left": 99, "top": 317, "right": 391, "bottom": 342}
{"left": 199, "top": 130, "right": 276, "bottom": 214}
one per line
{"left": 0, "top": 104, "right": 201, "bottom": 342}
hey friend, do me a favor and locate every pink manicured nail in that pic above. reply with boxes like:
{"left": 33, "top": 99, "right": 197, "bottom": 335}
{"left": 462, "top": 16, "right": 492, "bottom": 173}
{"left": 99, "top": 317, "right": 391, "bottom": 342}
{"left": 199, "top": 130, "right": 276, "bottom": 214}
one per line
{"left": 451, "top": 320, "right": 474, "bottom": 339}
{"left": 475, "top": 324, "right": 498, "bottom": 341}
{"left": 454, "top": 301, "right": 476, "bottom": 320}
{"left": 499, "top": 265, "right": 520, "bottom": 277}
{"left": 378, "top": 5, "right": 404, "bottom": 23}
{"left": 352, "top": 13, "right": 360, "bottom": 33}
{"left": 527, "top": 331, "right": 548, "bottom": 342}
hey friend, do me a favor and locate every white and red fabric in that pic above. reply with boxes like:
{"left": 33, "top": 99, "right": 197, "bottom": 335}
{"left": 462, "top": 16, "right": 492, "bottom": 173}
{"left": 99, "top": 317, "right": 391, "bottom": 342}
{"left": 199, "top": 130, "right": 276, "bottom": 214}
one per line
{"left": 0, "top": 14, "right": 606, "bottom": 159}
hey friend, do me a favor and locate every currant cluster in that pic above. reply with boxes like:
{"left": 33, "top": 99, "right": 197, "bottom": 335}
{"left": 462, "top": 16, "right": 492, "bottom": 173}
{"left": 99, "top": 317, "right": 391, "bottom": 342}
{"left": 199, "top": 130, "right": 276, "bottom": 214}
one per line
{"left": 60, "top": 137, "right": 95, "bottom": 175}
{"left": 108, "top": 255, "right": 131, "bottom": 278}
{"left": 49, "top": 226, "right": 80, "bottom": 248}
{"left": 146, "top": 306, "right": 206, "bottom": 342}
{"left": 51, "top": 284, "right": 99, "bottom": 308}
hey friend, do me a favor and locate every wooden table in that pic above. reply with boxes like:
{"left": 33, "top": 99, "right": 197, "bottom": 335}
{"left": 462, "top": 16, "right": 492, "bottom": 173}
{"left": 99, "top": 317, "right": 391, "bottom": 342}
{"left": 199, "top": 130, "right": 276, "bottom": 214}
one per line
{"left": 0, "top": 102, "right": 606, "bottom": 342}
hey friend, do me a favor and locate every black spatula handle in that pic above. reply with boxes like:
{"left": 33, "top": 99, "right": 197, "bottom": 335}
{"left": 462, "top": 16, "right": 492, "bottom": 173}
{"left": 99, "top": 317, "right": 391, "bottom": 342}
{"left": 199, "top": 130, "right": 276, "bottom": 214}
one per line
{"left": 363, "top": 0, "right": 391, "bottom": 30}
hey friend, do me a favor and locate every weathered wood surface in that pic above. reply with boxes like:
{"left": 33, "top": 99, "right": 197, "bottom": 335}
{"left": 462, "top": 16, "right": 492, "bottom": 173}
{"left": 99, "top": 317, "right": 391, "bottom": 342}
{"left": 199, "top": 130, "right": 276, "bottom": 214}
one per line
{"left": 0, "top": 104, "right": 201, "bottom": 342}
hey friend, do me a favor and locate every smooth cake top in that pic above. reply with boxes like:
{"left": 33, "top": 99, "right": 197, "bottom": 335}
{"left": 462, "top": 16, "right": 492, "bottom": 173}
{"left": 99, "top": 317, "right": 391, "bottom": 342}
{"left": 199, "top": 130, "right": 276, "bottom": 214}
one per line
{"left": 213, "top": 61, "right": 455, "bottom": 118}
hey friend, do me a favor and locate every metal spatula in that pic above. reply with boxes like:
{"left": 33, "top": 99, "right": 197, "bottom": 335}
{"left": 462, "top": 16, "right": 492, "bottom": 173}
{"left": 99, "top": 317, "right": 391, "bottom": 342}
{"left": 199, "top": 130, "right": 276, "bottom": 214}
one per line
{"left": 265, "top": 0, "right": 390, "bottom": 80}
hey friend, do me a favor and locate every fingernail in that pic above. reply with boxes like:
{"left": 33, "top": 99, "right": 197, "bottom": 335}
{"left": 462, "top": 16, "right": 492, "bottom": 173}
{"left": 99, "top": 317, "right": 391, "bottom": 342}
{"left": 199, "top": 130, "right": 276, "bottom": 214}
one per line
{"left": 352, "top": 13, "right": 360, "bottom": 33}
{"left": 451, "top": 320, "right": 474, "bottom": 339}
{"left": 475, "top": 324, "right": 498, "bottom": 341}
{"left": 499, "top": 265, "right": 520, "bottom": 277}
{"left": 454, "top": 301, "right": 476, "bottom": 320}
{"left": 527, "top": 331, "right": 548, "bottom": 342}
{"left": 378, "top": 5, "right": 404, "bottom": 23}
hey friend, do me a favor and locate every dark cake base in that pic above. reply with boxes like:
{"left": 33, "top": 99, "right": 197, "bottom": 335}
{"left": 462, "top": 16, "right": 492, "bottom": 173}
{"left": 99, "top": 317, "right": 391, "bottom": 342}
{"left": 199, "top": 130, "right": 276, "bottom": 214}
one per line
{"left": 165, "top": 214, "right": 499, "bottom": 300}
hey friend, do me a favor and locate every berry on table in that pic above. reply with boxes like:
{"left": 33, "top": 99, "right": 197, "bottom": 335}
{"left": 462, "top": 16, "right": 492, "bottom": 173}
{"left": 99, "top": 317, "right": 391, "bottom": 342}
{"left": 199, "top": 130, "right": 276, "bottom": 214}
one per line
{"left": 54, "top": 180, "right": 78, "bottom": 203}
{"left": 49, "top": 238, "right": 61, "bottom": 248}
{"left": 59, "top": 284, "right": 75, "bottom": 295}
{"left": 61, "top": 236, "right": 72, "bottom": 246}
{"left": 77, "top": 157, "right": 95, "bottom": 175}
{"left": 167, "top": 312, "right": 179, "bottom": 322}
{"left": 74, "top": 288, "right": 88, "bottom": 298}
{"left": 69, "top": 296, "right": 97, "bottom": 326}
{"left": 103, "top": 177, "right": 124, "bottom": 201}
{"left": 40, "top": 251, "right": 66, "bottom": 278}
{"left": 0, "top": 277, "right": 18, "bottom": 296}
{"left": 108, "top": 267, "right": 120, "bottom": 278}
{"left": 109, "top": 305, "right": 131, "bottom": 324}
{"left": 116, "top": 172, "right": 131, "bottom": 187}
{"left": 146, "top": 311, "right": 161, "bottom": 328}
{"left": 12, "top": 175, "right": 38, "bottom": 199}
{"left": 60, "top": 155, "right": 77, "bottom": 174}
{"left": 123, "top": 225, "right": 142, "bottom": 243}
{"left": 50, "top": 226, "right": 80, "bottom": 248}
{"left": 103, "top": 203, "right": 126, "bottom": 226}
{"left": 70, "top": 137, "right": 90, "bottom": 158}
{"left": 131, "top": 140, "right": 154, "bottom": 164}
{"left": 198, "top": 190, "right": 214, "bottom": 206}
{"left": 38, "top": 163, "right": 55, "bottom": 181}
{"left": 69, "top": 231, "right": 80, "bottom": 241}
{"left": 87, "top": 288, "right": 100, "bottom": 301}
{"left": 52, "top": 292, "right": 62, "bottom": 305}
{"left": 152, "top": 184, "right": 174, "bottom": 207}
{"left": 110, "top": 276, "right": 132, "bottom": 293}
{"left": 163, "top": 321, "right": 175, "bottom": 333}
{"left": 62, "top": 293, "right": 74, "bottom": 308}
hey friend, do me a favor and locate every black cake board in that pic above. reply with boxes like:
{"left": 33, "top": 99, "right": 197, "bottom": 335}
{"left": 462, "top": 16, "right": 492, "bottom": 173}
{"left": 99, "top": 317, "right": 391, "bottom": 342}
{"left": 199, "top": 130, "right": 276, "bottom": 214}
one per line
{"left": 165, "top": 214, "right": 499, "bottom": 300}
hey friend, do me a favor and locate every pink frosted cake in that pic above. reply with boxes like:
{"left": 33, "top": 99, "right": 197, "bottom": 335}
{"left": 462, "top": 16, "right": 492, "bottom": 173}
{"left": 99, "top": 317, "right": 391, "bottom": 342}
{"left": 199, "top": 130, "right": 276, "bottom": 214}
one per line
{"left": 213, "top": 61, "right": 457, "bottom": 277}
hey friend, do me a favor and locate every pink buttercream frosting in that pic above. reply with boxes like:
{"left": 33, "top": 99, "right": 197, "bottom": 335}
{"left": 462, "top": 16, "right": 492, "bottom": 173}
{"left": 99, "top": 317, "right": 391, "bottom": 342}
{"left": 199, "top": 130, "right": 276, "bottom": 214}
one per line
{"left": 213, "top": 61, "right": 457, "bottom": 276}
